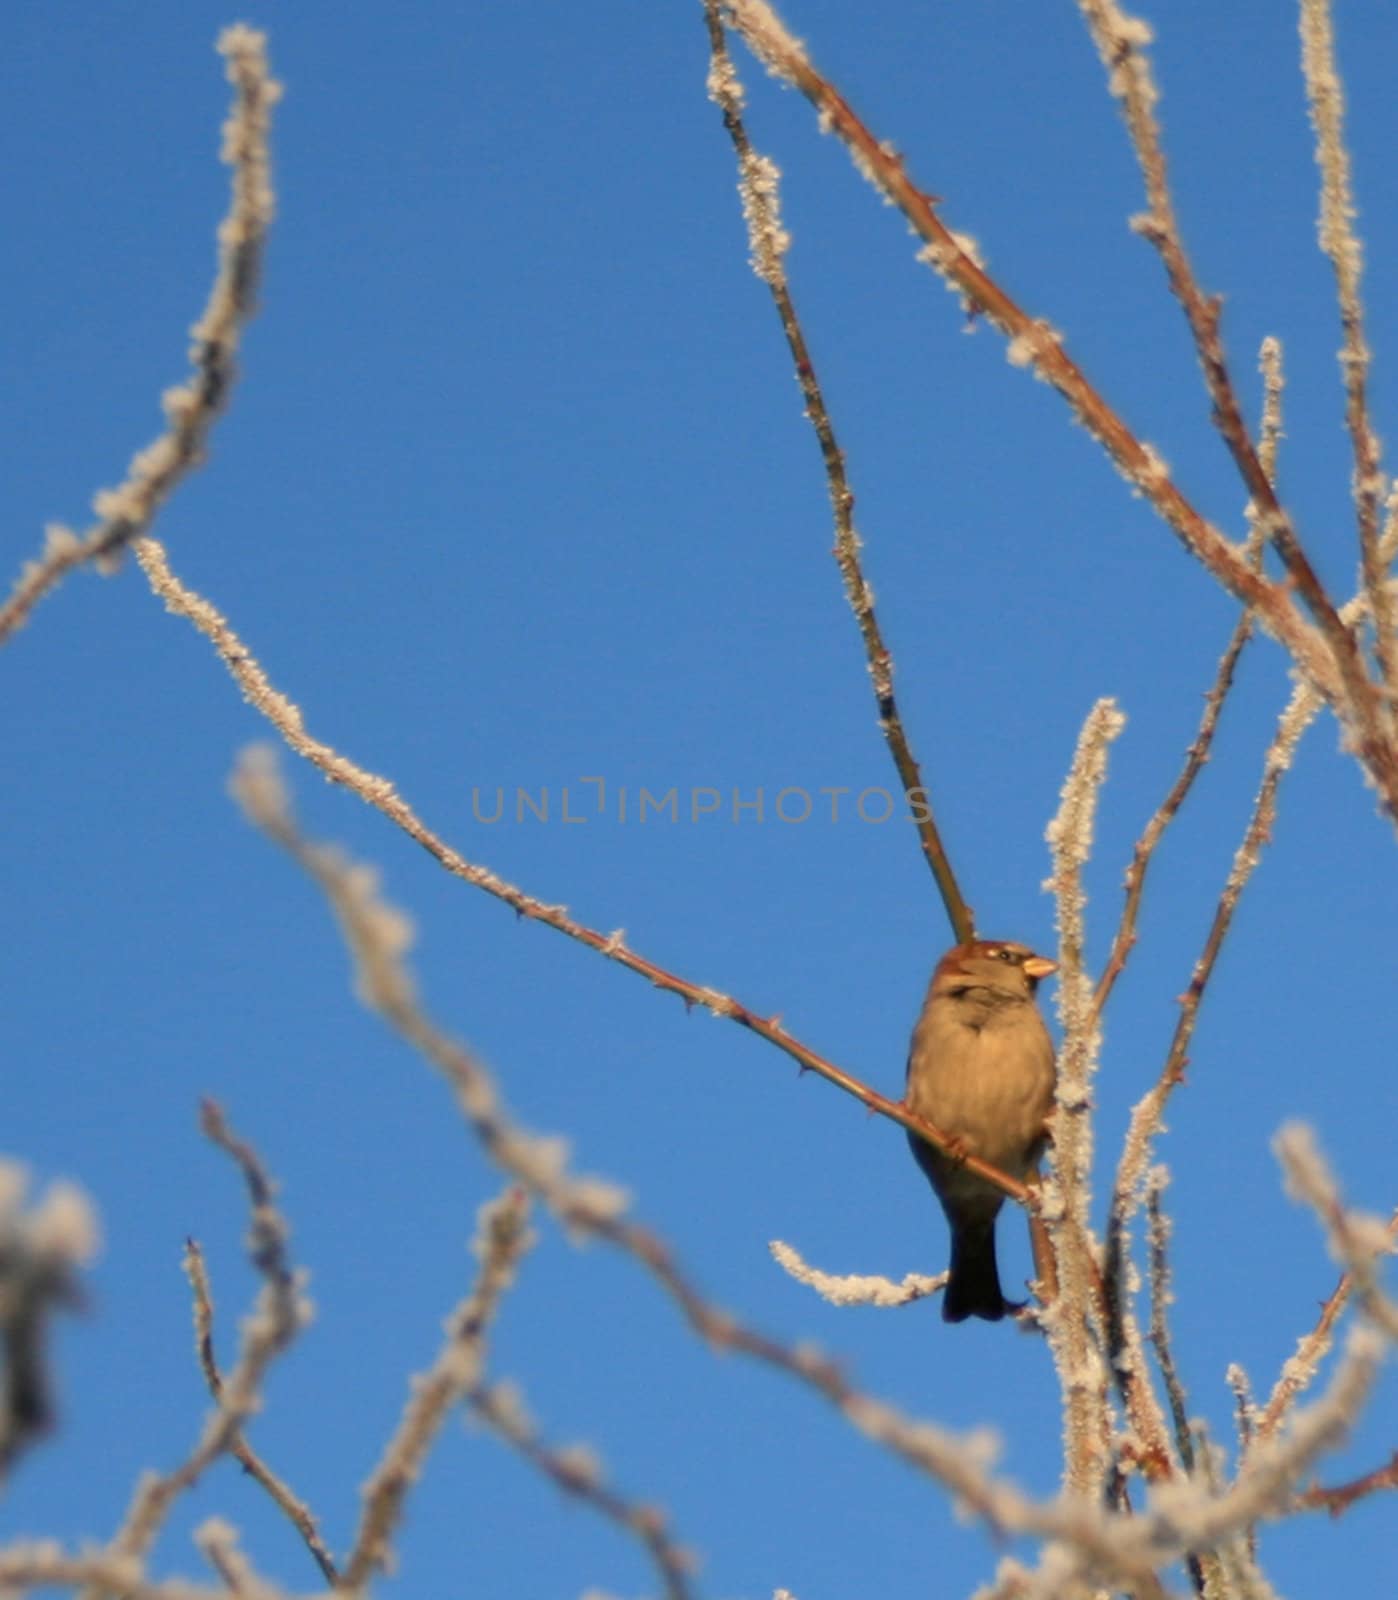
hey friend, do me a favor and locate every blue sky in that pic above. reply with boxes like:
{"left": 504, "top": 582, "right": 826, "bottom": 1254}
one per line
{"left": 4, "top": 3, "right": 1397, "bottom": 1596}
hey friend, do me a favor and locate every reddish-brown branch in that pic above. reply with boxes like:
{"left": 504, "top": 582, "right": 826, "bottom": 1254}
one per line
{"left": 1296, "top": 1451, "right": 1398, "bottom": 1518}
{"left": 1093, "top": 609, "right": 1253, "bottom": 1022}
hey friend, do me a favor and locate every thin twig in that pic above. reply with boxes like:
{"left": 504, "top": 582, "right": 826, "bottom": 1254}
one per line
{"left": 1145, "top": 1173, "right": 1193, "bottom": 1474}
{"left": 1094, "top": 339, "right": 1282, "bottom": 1020}
{"left": 703, "top": 4, "right": 973, "bottom": 940}
{"left": 1109, "top": 674, "right": 1316, "bottom": 1247}
{"left": 0, "top": 28, "right": 279, "bottom": 647}
{"left": 1097, "top": 336, "right": 1287, "bottom": 1026}
{"left": 467, "top": 1381, "right": 699, "bottom": 1600}
{"left": 85, "top": 1104, "right": 306, "bottom": 1600}
{"left": 1296, "top": 1450, "right": 1398, "bottom": 1517}
{"left": 183, "top": 1242, "right": 339, "bottom": 1586}
{"left": 1091, "top": 614, "right": 1252, "bottom": 1022}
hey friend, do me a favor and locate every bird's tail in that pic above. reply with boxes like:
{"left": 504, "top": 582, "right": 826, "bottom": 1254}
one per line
{"left": 943, "top": 1220, "right": 1005, "bottom": 1323}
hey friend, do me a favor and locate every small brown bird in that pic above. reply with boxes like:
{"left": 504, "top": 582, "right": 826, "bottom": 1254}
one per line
{"left": 905, "top": 939, "right": 1057, "bottom": 1323}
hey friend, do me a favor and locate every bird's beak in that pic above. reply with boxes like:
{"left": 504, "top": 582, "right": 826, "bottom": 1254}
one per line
{"left": 1023, "top": 955, "right": 1057, "bottom": 980}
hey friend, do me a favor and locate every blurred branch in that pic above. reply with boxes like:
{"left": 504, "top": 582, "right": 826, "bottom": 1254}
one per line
{"left": 0, "top": 1551, "right": 271, "bottom": 1600}
{"left": 1274, "top": 1125, "right": 1398, "bottom": 1343}
{"left": 342, "top": 1187, "right": 535, "bottom": 1589}
{"left": 703, "top": 3, "right": 974, "bottom": 942}
{"left": 467, "top": 1380, "right": 699, "bottom": 1600}
{"left": 720, "top": 0, "right": 1398, "bottom": 819}
{"left": 0, "top": 1166, "right": 98, "bottom": 1482}
{"left": 1110, "top": 671, "right": 1315, "bottom": 1252}
{"left": 183, "top": 1241, "right": 339, "bottom": 1586}
{"left": 194, "top": 1518, "right": 279, "bottom": 1599}
{"left": 1296, "top": 1451, "right": 1398, "bottom": 1518}
{"left": 0, "top": 28, "right": 279, "bottom": 648}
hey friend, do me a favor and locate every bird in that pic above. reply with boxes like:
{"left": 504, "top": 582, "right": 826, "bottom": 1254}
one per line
{"left": 905, "top": 938, "right": 1057, "bottom": 1323}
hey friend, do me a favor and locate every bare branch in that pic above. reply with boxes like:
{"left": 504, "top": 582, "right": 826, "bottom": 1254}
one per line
{"left": 1296, "top": 1450, "right": 1398, "bottom": 1518}
{"left": 86, "top": 1106, "right": 308, "bottom": 1597}
{"left": 183, "top": 1242, "right": 339, "bottom": 1586}
{"left": 1145, "top": 1172, "right": 1193, "bottom": 1474}
{"left": 1274, "top": 1125, "right": 1398, "bottom": 1342}
{"left": 194, "top": 1519, "right": 281, "bottom": 1600}
{"left": 703, "top": 3, "right": 974, "bottom": 941}
{"left": 0, "top": 29, "right": 279, "bottom": 647}
{"left": 467, "top": 1380, "right": 699, "bottom": 1600}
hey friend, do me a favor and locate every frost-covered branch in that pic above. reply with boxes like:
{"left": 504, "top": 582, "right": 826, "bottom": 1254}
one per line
{"left": 703, "top": 1, "right": 974, "bottom": 942}
{"left": 0, "top": 28, "right": 279, "bottom": 647}
{"left": 84, "top": 1105, "right": 308, "bottom": 1598}
{"left": 769, "top": 1238, "right": 945, "bottom": 1308}
{"left": 184, "top": 1242, "right": 338, "bottom": 1585}
{"left": 341, "top": 1187, "right": 535, "bottom": 1589}
{"left": 0, "top": 1549, "right": 286, "bottom": 1600}
{"left": 1041, "top": 699, "right": 1123, "bottom": 1498}
{"left": 1254, "top": 1204, "right": 1398, "bottom": 1445}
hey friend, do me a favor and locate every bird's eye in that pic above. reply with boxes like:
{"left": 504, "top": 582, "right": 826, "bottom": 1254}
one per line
{"left": 994, "top": 947, "right": 1015, "bottom": 962}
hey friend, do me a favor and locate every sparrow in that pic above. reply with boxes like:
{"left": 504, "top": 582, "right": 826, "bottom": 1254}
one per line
{"left": 905, "top": 939, "right": 1057, "bottom": 1323}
